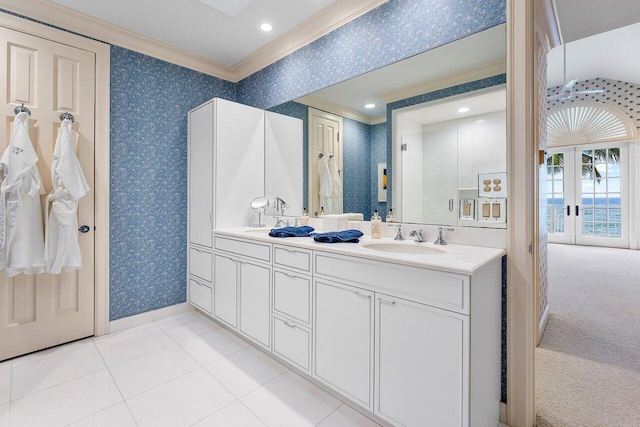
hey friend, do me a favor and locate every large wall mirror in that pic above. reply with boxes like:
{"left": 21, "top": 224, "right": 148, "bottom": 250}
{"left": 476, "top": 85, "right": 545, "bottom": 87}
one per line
{"left": 268, "top": 23, "right": 506, "bottom": 228}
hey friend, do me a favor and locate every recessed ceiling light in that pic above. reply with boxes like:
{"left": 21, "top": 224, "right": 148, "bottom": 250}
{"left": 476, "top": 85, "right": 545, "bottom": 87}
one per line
{"left": 260, "top": 23, "right": 272, "bottom": 32}
{"left": 365, "top": 103, "right": 375, "bottom": 109}
{"left": 457, "top": 107, "right": 470, "bottom": 113}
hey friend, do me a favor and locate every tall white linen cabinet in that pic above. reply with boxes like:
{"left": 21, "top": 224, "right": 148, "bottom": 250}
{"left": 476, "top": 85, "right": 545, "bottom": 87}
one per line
{"left": 187, "top": 97, "right": 302, "bottom": 316}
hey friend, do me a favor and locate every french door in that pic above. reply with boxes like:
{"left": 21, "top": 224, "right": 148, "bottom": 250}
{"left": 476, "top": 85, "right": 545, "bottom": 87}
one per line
{"left": 547, "top": 142, "right": 628, "bottom": 248}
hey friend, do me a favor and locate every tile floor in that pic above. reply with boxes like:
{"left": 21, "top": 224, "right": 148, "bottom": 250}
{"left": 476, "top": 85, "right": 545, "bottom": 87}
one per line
{"left": 0, "top": 311, "right": 381, "bottom": 427}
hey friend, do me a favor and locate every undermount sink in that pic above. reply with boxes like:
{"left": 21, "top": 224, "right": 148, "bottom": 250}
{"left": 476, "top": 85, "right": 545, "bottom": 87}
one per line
{"left": 360, "top": 242, "right": 445, "bottom": 255}
{"left": 244, "top": 228, "right": 270, "bottom": 234}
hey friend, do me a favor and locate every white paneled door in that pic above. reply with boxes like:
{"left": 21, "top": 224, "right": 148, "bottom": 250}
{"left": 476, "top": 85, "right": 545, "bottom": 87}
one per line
{"left": 547, "top": 143, "right": 629, "bottom": 248}
{"left": 0, "top": 27, "right": 96, "bottom": 360}
{"left": 308, "top": 108, "right": 342, "bottom": 217}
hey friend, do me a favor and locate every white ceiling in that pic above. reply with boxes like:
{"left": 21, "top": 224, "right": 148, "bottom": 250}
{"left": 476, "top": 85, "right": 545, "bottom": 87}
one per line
{"left": 297, "top": 24, "right": 506, "bottom": 120}
{"left": 47, "top": 0, "right": 337, "bottom": 66}
{"left": 547, "top": 22, "right": 640, "bottom": 88}
{"left": 554, "top": 0, "right": 640, "bottom": 43}
{"left": 398, "top": 89, "right": 506, "bottom": 126}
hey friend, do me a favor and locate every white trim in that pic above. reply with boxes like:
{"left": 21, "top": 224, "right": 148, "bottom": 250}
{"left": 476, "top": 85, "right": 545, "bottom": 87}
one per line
{"left": 0, "top": 0, "right": 388, "bottom": 83}
{"left": 233, "top": 0, "right": 390, "bottom": 81}
{"left": 534, "top": 0, "right": 562, "bottom": 52}
{"left": 377, "top": 60, "right": 507, "bottom": 104}
{"left": 109, "top": 303, "right": 194, "bottom": 334}
{"left": 538, "top": 304, "right": 550, "bottom": 340}
{"left": 296, "top": 94, "right": 380, "bottom": 125}
{"left": 506, "top": 0, "right": 537, "bottom": 425}
{"left": 0, "top": 13, "right": 112, "bottom": 337}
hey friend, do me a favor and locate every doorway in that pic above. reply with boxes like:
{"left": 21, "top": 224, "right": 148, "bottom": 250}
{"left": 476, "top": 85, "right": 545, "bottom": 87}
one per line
{"left": 547, "top": 143, "right": 629, "bottom": 248}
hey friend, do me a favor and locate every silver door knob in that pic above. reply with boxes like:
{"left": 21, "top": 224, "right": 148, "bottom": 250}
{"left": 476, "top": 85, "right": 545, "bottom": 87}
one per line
{"left": 78, "top": 225, "right": 90, "bottom": 233}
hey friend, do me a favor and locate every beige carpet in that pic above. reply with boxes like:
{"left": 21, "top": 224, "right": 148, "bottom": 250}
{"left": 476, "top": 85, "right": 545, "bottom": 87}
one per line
{"left": 536, "top": 244, "right": 640, "bottom": 426}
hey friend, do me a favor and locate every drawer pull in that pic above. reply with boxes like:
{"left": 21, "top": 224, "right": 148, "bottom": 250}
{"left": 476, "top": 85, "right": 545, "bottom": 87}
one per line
{"left": 378, "top": 297, "right": 396, "bottom": 306}
{"left": 283, "top": 272, "right": 297, "bottom": 279}
{"left": 191, "top": 247, "right": 202, "bottom": 254}
{"left": 284, "top": 249, "right": 298, "bottom": 254}
{"left": 355, "top": 291, "right": 371, "bottom": 299}
{"left": 283, "top": 321, "right": 297, "bottom": 328}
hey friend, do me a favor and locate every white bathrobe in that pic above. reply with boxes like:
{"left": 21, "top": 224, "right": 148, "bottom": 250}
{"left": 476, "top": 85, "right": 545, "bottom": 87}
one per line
{"left": 0, "top": 112, "right": 45, "bottom": 277}
{"left": 329, "top": 156, "right": 343, "bottom": 214}
{"left": 45, "top": 119, "right": 89, "bottom": 274}
{"left": 319, "top": 155, "right": 333, "bottom": 214}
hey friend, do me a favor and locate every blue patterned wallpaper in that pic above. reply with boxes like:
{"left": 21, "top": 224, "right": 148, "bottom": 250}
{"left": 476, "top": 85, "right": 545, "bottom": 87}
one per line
{"left": 343, "top": 118, "right": 372, "bottom": 217}
{"left": 109, "top": 46, "right": 235, "bottom": 320}
{"left": 237, "top": 0, "right": 506, "bottom": 109}
{"left": 385, "top": 74, "right": 507, "bottom": 203}
{"left": 370, "top": 123, "right": 388, "bottom": 219}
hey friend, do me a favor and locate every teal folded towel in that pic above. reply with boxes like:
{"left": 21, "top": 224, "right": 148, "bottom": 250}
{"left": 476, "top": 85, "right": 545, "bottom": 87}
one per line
{"left": 310, "top": 229, "right": 364, "bottom": 243}
{"left": 269, "top": 226, "right": 315, "bottom": 237}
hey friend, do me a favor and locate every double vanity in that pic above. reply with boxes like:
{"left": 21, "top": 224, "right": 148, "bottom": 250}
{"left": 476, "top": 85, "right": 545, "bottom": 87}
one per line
{"left": 187, "top": 227, "right": 504, "bottom": 427}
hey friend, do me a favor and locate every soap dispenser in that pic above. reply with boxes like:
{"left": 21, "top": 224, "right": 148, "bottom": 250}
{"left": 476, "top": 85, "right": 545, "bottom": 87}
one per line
{"left": 371, "top": 210, "right": 382, "bottom": 239}
{"left": 386, "top": 208, "right": 395, "bottom": 223}
{"left": 300, "top": 208, "right": 309, "bottom": 226}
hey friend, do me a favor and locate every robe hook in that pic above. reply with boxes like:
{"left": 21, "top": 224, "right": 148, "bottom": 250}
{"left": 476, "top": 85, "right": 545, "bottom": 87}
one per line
{"left": 13, "top": 103, "right": 31, "bottom": 116}
{"left": 60, "top": 112, "right": 75, "bottom": 123}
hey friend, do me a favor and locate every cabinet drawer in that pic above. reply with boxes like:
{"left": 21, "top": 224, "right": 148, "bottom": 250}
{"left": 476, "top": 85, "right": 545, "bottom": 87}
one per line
{"left": 314, "top": 252, "right": 470, "bottom": 314}
{"left": 188, "top": 277, "right": 212, "bottom": 314}
{"left": 273, "top": 269, "right": 311, "bottom": 325}
{"left": 273, "top": 245, "right": 312, "bottom": 273}
{"left": 189, "top": 247, "right": 212, "bottom": 282}
{"left": 214, "top": 236, "right": 271, "bottom": 263}
{"left": 273, "top": 316, "right": 310, "bottom": 372}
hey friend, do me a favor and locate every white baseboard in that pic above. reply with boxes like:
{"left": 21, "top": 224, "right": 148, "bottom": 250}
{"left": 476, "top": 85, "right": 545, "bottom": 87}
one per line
{"left": 109, "top": 302, "right": 194, "bottom": 334}
{"left": 499, "top": 402, "right": 508, "bottom": 426}
{"left": 538, "top": 304, "right": 551, "bottom": 341}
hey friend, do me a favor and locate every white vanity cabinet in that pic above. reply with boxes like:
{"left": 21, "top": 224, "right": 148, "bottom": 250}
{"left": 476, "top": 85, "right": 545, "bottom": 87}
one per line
{"left": 313, "top": 279, "right": 374, "bottom": 410}
{"left": 212, "top": 236, "right": 272, "bottom": 348}
{"left": 375, "top": 294, "right": 468, "bottom": 427}
{"left": 192, "top": 232, "right": 502, "bottom": 427}
{"left": 212, "top": 253, "right": 238, "bottom": 328}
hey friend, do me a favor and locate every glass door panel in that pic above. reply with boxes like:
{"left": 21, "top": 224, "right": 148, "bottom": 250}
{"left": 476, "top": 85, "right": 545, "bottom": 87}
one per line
{"left": 547, "top": 143, "right": 628, "bottom": 248}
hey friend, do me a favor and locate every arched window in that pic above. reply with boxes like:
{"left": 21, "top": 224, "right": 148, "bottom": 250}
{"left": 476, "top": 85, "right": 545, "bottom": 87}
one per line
{"left": 547, "top": 102, "right": 637, "bottom": 147}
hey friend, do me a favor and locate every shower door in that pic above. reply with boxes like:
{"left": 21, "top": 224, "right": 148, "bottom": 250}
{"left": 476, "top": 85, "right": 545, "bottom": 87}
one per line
{"left": 547, "top": 142, "right": 629, "bottom": 248}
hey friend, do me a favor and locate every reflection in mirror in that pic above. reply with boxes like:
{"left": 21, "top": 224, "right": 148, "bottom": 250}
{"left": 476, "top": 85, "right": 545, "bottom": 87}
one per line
{"left": 395, "top": 89, "right": 507, "bottom": 228}
{"left": 267, "top": 23, "right": 506, "bottom": 227}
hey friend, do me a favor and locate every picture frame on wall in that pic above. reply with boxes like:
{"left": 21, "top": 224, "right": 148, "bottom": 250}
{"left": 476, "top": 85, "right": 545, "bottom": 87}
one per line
{"left": 378, "top": 163, "right": 387, "bottom": 202}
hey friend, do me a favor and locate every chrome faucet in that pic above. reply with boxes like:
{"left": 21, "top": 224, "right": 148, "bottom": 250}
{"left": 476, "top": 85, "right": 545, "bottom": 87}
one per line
{"left": 393, "top": 224, "right": 405, "bottom": 241}
{"left": 434, "top": 227, "right": 447, "bottom": 245}
{"left": 409, "top": 229, "right": 426, "bottom": 243}
{"left": 275, "top": 197, "right": 289, "bottom": 216}
{"left": 273, "top": 216, "right": 290, "bottom": 228}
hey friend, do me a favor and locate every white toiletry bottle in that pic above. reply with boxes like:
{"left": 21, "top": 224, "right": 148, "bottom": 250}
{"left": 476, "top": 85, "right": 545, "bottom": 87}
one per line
{"left": 300, "top": 208, "right": 309, "bottom": 226}
{"left": 319, "top": 206, "right": 325, "bottom": 217}
{"left": 386, "top": 208, "right": 395, "bottom": 223}
{"left": 371, "top": 210, "right": 382, "bottom": 239}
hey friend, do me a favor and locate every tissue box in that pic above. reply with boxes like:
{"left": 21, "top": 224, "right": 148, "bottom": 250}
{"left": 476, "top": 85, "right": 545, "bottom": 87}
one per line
{"left": 321, "top": 214, "right": 350, "bottom": 231}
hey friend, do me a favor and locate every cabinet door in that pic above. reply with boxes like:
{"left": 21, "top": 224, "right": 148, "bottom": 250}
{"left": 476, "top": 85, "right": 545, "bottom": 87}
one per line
{"left": 314, "top": 280, "right": 374, "bottom": 409}
{"left": 213, "top": 254, "right": 237, "bottom": 328}
{"left": 239, "top": 261, "right": 271, "bottom": 348}
{"left": 188, "top": 102, "right": 213, "bottom": 247}
{"left": 375, "top": 295, "right": 468, "bottom": 427}
{"left": 215, "top": 99, "right": 265, "bottom": 228}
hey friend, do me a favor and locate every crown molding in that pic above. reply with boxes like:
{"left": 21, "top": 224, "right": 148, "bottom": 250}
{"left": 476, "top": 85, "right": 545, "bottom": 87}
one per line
{"left": 233, "top": 0, "right": 389, "bottom": 81}
{"left": 535, "top": 0, "right": 562, "bottom": 53}
{"left": 0, "top": 0, "right": 237, "bottom": 81}
{"left": 0, "top": 0, "right": 388, "bottom": 83}
{"left": 377, "top": 59, "right": 508, "bottom": 104}
{"left": 296, "top": 94, "right": 384, "bottom": 125}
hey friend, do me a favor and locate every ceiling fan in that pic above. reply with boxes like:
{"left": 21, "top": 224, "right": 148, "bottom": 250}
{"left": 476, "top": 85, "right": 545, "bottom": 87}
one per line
{"left": 548, "top": 44, "right": 604, "bottom": 102}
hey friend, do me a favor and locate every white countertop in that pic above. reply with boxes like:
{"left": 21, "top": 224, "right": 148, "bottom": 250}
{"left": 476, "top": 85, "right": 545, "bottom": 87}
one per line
{"left": 214, "top": 227, "right": 505, "bottom": 275}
